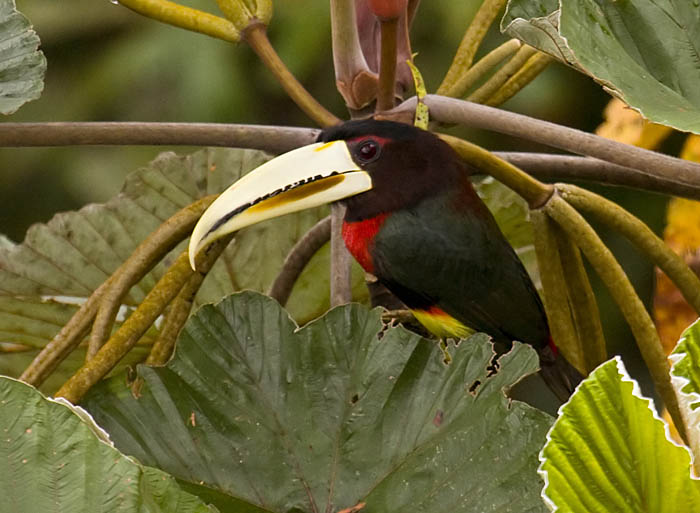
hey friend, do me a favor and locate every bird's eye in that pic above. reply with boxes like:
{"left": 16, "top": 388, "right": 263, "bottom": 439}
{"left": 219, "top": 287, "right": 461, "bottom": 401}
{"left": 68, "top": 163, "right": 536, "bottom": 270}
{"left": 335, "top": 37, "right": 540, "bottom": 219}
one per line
{"left": 356, "top": 139, "right": 380, "bottom": 163}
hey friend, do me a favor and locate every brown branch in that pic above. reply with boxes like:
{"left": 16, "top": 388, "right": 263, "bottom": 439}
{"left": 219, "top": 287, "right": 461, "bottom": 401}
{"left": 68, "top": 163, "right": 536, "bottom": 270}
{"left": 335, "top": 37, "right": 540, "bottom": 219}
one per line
{"left": 0, "top": 122, "right": 319, "bottom": 153}
{"left": 5, "top": 121, "right": 700, "bottom": 199}
{"left": 494, "top": 153, "right": 700, "bottom": 200}
{"left": 376, "top": 17, "right": 399, "bottom": 112}
{"left": 405, "top": 95, "right": 700, "bottom": 189}
{"left": 330, "top": 203, "right": 353, "bottom": 306}
{"left": 268, "top": 216, "right": 331, "bottom": 306}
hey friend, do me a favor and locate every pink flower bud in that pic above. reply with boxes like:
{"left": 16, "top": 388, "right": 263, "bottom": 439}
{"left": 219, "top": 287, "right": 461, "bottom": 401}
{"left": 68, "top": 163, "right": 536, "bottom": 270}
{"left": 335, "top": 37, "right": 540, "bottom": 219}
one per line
{"left": 367, "top": 0, "right": 407, "bottom": 20}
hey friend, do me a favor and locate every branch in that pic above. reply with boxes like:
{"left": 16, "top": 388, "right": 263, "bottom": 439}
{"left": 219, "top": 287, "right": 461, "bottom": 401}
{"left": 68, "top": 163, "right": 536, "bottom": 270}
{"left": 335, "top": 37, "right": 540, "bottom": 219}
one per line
{"left": 544, "top": 193, "right": 688, "bottom": 444}
{"left": 484, "top": 52, "right": 552, "bottom": 107}
{"left": 376, "top": 17, "right": 399, "bottom": 112}
{"left": 19, "top": 278, "right": 112, "bottom": 386}
{"left": 439, "top": 134, "right": 553, "bottom": 207}
{"left": 446, "top": 39, "right": 521, "bottom": 99}
{"left": 55, "top": 236, "right": 232, "bottom": 404}
{"left": 437, "top": 0, "right": 508, "bottom": 94}
{"left": 467, "top": 45, "right": 537, "bottom": 104}
{"left": 21, "top": 196, "right": 216, "bottom": 385}
{"left": 531, "top": 210, "right": 586, "bottom": 374}
{"left": 4, "top": 122, "right": 700, "bottom": 199}
{"left": 0, "top": 122, "right": 319, "bottom": 152}
{"left": 84, "top": 196, "right": 216, "bottom": 360}
{"left": 494, "top": 153, "right": 700, "bottom": 199}
{"left": 145, "top": 239, "right": 224, "bottom": 366}
{"left": 244, "top": 23, "right": 341, "bottom": 127}
{"left": 400, "top": 95, "right": 700, "bottom": 190}
{"left": 330, "top": 203, "right": 353, "bottom": 306}
{"left": 268, "top": 215, "right": 331, "bottom": 305}
{"left": 559, "top": 183, "right": 700, "bottom": 316}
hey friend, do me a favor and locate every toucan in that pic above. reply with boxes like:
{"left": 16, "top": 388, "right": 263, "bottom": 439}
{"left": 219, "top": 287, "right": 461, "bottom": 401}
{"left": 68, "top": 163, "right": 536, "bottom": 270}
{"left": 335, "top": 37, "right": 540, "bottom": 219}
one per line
{"left": 189, "top": 119, "right": 581, "bottom": 400}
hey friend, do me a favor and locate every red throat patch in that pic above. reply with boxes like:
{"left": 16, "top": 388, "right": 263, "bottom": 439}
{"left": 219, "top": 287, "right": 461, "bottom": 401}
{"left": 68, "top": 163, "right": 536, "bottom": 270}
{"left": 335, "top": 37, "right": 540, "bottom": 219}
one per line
{"left": 341, "top": 213, "right": 389, "bottom": 274}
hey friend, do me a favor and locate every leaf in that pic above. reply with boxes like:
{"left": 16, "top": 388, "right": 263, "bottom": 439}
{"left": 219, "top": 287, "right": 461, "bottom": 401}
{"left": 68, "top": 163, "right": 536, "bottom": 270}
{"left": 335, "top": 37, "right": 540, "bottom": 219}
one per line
{"left": 84, "top": 291, "right": 552, "bottom": 513}
{"left": 0, "top": 376, "right": 215, "bottom": 512}
{"left": 502, "top": 0, "right": 700, "bottom": 133}
{"left": 0, "top": 148, "right": 355, "bottom": 391}
{"left": 500, "top": 0, "right": 575, "bottom": 64}
{"left": 539, "top": 357, "right": 700, "bottom": 513}
{"left": 0, "top": 0, "right": 46, "bottom": 114}
{"left": 670, "top": 319, "right": 700, "bottom": 463}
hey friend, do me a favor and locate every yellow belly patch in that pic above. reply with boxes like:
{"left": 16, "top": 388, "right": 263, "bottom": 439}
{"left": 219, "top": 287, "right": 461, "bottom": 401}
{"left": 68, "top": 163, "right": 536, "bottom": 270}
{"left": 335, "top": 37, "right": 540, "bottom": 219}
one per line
{"left": 412, "top": 306, "right": 474, "bottom": 339}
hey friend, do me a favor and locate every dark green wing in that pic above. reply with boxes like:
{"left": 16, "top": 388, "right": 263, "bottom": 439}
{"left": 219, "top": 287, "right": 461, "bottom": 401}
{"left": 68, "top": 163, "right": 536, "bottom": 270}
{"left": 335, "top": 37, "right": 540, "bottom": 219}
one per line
{"left": 372, "top": 190, "right": 549, "bottom": 349}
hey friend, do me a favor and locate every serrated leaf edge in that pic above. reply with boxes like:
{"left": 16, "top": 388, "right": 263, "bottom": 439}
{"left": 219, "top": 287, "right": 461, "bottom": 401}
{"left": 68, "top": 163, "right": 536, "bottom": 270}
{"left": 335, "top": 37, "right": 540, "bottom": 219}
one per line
{"left": 669, "top": 318, "right": 700, "bottom": 467}
{"left": 537, "top": 356, "right": 698, "bottom": 511}
{"left": 3, "top": 375, "right": 116, "bottom": 446}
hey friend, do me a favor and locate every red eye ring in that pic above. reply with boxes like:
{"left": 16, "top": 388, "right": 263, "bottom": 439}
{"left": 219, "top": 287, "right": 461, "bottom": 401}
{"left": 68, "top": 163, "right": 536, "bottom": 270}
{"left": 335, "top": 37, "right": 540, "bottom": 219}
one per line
{"left": 356, "top": 139, "right": 380, "bottom": 163}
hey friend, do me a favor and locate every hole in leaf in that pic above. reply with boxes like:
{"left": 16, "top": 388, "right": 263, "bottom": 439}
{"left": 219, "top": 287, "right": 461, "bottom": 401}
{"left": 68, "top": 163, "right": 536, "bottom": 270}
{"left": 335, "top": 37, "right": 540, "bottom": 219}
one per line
{"left": 468, "top": 380, "right": 481, "bottom": 395}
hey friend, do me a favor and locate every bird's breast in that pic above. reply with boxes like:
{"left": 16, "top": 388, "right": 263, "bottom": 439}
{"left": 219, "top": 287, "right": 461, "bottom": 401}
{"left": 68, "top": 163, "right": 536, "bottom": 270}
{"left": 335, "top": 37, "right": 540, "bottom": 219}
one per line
{"left": 341, "top": 213, "right": 389, "bottom": 274}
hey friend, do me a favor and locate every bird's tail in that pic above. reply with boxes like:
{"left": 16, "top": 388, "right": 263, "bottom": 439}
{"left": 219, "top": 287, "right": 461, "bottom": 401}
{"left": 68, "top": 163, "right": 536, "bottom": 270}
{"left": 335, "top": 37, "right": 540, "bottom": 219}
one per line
{"left": 538, "top": 341, "right": 583, "bottom": 403}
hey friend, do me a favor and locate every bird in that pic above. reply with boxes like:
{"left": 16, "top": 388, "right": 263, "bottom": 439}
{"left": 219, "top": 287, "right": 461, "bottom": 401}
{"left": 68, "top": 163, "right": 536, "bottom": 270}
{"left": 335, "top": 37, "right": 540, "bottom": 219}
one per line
{"left": 189, "top": 119, "right": 581, "bottom": 400}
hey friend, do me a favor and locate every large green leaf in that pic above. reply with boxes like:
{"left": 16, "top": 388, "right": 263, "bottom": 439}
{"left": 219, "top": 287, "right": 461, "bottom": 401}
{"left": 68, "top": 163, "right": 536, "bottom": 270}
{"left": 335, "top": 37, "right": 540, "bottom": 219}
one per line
{"left": 0, "top": 148, "right": 348, "bottom": 391}
{"left": 502, "top": 0, "right": 700, "bottom": 133}
{"left": 539, "top": 357, "right": 700, "bottom": 512}
{"left": 670, "top": 318, "right": 700, "bottom": 464}
{"left": 0, "top": 0, "right": 45, "bottom": 114}
{"left": 0, "top": 376, "right": 215, "bottom": 512}
{"left": 85, "top": 291, "right": 552, "bottom": 513}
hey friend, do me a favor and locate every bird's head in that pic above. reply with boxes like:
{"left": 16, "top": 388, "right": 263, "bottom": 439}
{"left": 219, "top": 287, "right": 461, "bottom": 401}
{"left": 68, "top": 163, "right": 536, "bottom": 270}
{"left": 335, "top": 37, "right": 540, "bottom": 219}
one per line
{"left": 188, "top": 119, "right": 466, "bottom": 268}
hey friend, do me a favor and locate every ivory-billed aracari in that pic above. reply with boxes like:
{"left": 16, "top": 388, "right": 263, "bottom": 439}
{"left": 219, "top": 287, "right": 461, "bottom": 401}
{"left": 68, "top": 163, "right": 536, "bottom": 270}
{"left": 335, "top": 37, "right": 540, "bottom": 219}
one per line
{"left": 189, "top": 120, "right": 581, "bottom": 400}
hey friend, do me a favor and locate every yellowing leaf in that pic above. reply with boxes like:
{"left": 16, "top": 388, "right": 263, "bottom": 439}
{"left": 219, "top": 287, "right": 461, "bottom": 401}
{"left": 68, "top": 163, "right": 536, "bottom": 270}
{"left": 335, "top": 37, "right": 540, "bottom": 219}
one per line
{"left": 596, "top": 97, "right": 672, "bottom": 150}
{"left": 654, "top": 135, "right": 700, "bottom": 352}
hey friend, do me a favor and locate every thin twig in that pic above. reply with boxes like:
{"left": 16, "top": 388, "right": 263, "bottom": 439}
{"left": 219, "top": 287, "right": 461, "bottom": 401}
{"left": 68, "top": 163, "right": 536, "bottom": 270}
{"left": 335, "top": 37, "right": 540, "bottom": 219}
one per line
{"left": 55, "top": 237, "right": 232, "bottom": 404}
{"left": 467, "top": 45, "right": 536, "bottom": 104}
{"left": 145, "top": 242, "right": 223, "bottom": 366}
{"left": 531, "top": 211, "right": 586, "bottom": 375}
{"left": 437, "top": 0, "right": 508, "bottom": 94}
{"left": 485, "top": 52, "right": 552, "bottom": 107}
{"left": 268, "top": 216, "right": 331, "bottom": 305}
{"left": 376, "top": 17, "right": 399, "bottom": 112}
{"left": 545, "top": 193, "right": 688, "bottom": 444}
{"left": 553, "top": 221, "right": 607, "bottom": 372}
{"left": 85, "top": 196, "right": 216, "bottom": 360}
{"left": 439, "top": 134, "right": 554, "bottom": 207}
{"left": 244, "top": 23, "right": 341, "bottom": 127}
{"left": 559, "top": 183, "right": 700, "bottom": 315}
{"left": 330, "top": 203, "right": 353, "bottom": 306}
{"left": 446, "top": 39, "right": 521, "bottom": 99}
{"left": 19, "top": 278, "right": 112, "bottom": 386}
{"left": 494, "top": 153, "right": 700, "bottom": 200}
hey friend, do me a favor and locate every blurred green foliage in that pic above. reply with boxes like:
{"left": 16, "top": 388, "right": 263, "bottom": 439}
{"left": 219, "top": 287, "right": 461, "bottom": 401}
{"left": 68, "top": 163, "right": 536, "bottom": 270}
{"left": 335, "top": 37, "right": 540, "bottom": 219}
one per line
{"left": 4, "top": 0, "right": 606, "bottom": 241}
{"left": 5, "top": 0, "right": 662, "bottom": 400}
